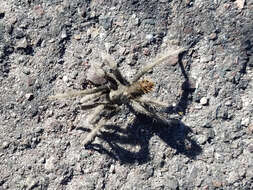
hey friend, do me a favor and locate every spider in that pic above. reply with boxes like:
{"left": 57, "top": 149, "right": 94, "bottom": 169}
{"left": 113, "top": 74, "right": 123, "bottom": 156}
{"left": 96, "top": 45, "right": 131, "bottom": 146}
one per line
{"left": 49, "top": 47, "right": 186, "bottom": 147}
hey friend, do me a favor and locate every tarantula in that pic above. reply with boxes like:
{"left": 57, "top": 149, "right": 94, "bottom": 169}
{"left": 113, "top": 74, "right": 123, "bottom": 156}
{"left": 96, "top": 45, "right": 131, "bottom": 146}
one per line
{"left": 49, "top": 47, "right": 186, "bottom": 146}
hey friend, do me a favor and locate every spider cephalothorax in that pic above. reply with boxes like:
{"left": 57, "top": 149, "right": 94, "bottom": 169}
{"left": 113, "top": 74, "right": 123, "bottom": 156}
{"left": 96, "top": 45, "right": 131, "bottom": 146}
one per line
{"left": 49, "top": 47, "right": 186, "bottom": 146}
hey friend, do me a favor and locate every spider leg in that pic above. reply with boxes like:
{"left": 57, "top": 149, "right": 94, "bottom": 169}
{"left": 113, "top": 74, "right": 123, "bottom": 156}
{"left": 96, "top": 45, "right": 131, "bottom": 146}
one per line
{"left": 80, "top": 91, "right": 105, "bottom": 102}
{"left": 102, "top": 53, "right": 130, "bottom": 86}
{"left": 82, "top": 104, "right": 117, "bottom": 146}
{"left": 82, "top": 118, "right": 107, "bottom": 146}
{"left": 80, "top": 102, "right": 109, "bottom": 110}
{"left": 135, "top": 97, "right": 169, "bottom": 108}
{"left": 132, "top": 47, "right": 186, "bottom": 83}
{"left": 88, "top": 104, "right": 105, "bottom": 124}
{"left": 129, "top": 99, "right": 171, "bottom": 125}
{"left": 48, "top": 86, "right": 109, "bottom": 100}
{"left": 82, "top": 104, "right": 105, "bottom": 146}
{"left": 134, "top": 97, "right": 179, "bottom": 119}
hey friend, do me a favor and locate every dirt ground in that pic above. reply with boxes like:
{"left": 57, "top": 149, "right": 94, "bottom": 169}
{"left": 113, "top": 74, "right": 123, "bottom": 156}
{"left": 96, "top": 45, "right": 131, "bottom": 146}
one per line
{"left": 0, "top": 0, "right": 253, "bottom": 189}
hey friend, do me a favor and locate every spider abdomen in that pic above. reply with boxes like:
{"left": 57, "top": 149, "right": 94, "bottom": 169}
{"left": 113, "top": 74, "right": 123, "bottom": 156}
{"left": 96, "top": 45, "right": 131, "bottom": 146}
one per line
{"left": 127, "top": 79, "right": 154, "bottom": 98}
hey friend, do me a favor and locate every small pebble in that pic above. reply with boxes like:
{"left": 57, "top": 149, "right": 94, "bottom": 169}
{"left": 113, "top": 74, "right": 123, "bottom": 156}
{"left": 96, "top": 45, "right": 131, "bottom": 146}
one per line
{"left": 2, "top": 141, "right": 10, "bottom": 149}
{"left": 200, "top": 55, "right": 213, "bottom": 63}
{"left": 38, "top": 157, "right": 46, "bottom": 164}
{"left": 99, "top": 16, "right": 112, "bottom": 30}
{"left": 209, "top": 33, "right": 217, "bottom": 40}
{"left": 16, "top": 38, "right": 28, "bottom": 49}
{"left": 33, "top": 5, "right": 44, "bottom": 17}
{"left": 236, "top": 0, "right": 245, "bottom": 10}
{"left": 104, "top": 42, "right": 114, "bottom": 53}
{"left": 145, "top": 34, "right": 154, "bottom": 42}
{"left": 62, "top": 75, "right": 69, "bottom": 83}
{"left": 48, "top": 38, "right": 55, "bottom": 43}
{"left": 109, "top": 165, "right": 115, "bottom": 174}
{"left": 166, "top": 178, "right": 179, "bottom": 189}
{"left": 26, "top": 176, "right": 39, "bottom": 189}
{"left": 248, "top": 144, "right": 253, "bottom": 153}
{"left": 25, "top": 93, "right": 34, "bottom": 101}
{"left": 247, "top": 123, "right": 253, "bottom": 134}
{"left": 196, "top": 134, "right": 208, "bottom": 144}
{"left": 22, "top": 67, "right": 31, "bottom": 75}
{"left": 133, "top": 18, "right": 139, "bottom": 26}
{"left": 185, "top": 0, "right": 192, "bottom": 6}
{"left": 212, "top": 180, "right": 223, "bottom": 188}
{"left": 127, "top": 53, "right": 138, "bottom": 66}
{"left": 225, "top": 100, "right": 232, "bottom": 106}
{"left": 61, "top": 29, "right": 68, "bottom": 39}
{"left": 241, "top": 117, "right": 250, "bottom": 126}
{"left": 74, "top": 34, "right": 81, "bottom": 40}
{"left": 45, "top": 156, "right": 57, "bottom": 171}
{"left": 195, "top": 105, "right": 202, "bottom": 110}
{"left": 143, "top": 48, "right": 150, "bottom": 56}
{"left": 143, "top": 19, "right": 155, "bottom": 25}
{"left": 0, "top": 9, "right": 5, "bottom": 18}
{"left": 78, "top": 7, "right": 86, "bottom": 18}
{"left": 118, "top": 46, "right": 126, "bottom": 56}
{"left": 227, "top": 171, "right": 239, "bottom": 184}
{"left": 200, "top": 97, "right": 209, "bottom": 105}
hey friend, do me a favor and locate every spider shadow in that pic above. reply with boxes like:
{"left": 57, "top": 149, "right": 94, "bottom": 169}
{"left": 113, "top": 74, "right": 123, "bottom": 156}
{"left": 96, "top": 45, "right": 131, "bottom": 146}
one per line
{"left": 85, "top": 116, "right": 202, "bottom": 164}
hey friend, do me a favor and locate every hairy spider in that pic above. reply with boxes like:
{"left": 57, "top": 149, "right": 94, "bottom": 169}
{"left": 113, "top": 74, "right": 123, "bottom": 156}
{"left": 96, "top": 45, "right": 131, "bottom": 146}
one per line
{"left": 49, "top": 47, "right": 186, "bottom": 146}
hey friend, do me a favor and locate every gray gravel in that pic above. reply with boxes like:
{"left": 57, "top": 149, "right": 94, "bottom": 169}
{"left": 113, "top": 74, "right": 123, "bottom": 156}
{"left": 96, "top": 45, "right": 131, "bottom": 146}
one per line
{"left": 0, "top": 0, "right": 253, "bottom": 189}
